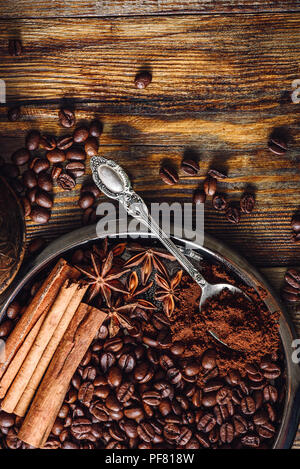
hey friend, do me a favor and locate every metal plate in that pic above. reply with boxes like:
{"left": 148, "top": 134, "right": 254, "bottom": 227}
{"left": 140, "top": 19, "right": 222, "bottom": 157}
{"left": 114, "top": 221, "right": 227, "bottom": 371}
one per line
{"left": 1, "top": 221, "right": 299, "bottom": 449}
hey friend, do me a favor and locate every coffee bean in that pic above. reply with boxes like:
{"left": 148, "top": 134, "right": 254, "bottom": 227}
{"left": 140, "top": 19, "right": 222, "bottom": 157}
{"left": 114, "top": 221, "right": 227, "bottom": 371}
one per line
{"left": 159, "top": 166, "right": 179, "bottom": 185}
{"left": 21, "top": 196, "right": 31, "bottom": 217}
{"left": 240, "top": 396, "right": 256, "bottom": 415}
{"left": 38, "top": 172, "right": 53, "bottom": 192}
{"left": 8, "top": 39, "right": 23, "bottom": 56}
{"left": 12, "top": 148, "right": 31, "bottom": 166}
{"left": 0, "top": 412, "right": 14, "bottom": 428}
{"left": 134, "top": 71, "right": 152, "bottom": 89}
{"left": 23, "top": 169, "right": 37, "bottom": 189}
{"left": 78, "top": 382, "right": 94, "bottom": 406}
{"left": 212, "top": 194, "right": 228, "bottom": 211}
{"left": 32, "top": 158, "right": 50, "bottom": 174}
{"left": 0, "top": 320, "right": 13, "bottom": 337}
{"left": 203, "top": 176, "right": 217, "bottom": 197}
{"left": 240, "top": 193, "right": 255, "bottom": 214}
{"left": 202, "top": 392, "right": 217, "bottom": 408}
{"left": 201, "top": 349, "right": 216, "bottom": 370}
{"left": 73, "top": 127, "right": 89, "bottom": 144}
{"left": 197, "top": 413, "right": 216, "bottom": 433}
{"left": 263, "top": 385, "right": 278, "bottom": 403}
{"left": 66, "top": 147, "right": 86, "bottom": 162}
{"left": 89, "top": 120, "right": 103, "bottom": 138}
{"left": 57, "top": 172, "right": 76, "bottom": 191}
{"left": 6, "top": 300, "right": 21, "bottom": 320}
{"left": 268, "top": 136, "right": 287, "bottom": 155}
{"left": 30, "top": 207, "right": 51, "bottom": 224}
{"left": 104, "top": 337, "right": 123, "bottom": 353}
{"left": 291, "top": 213, "right": 300, "bottom": 232}
{"left": 51, "top": 165, "right": 63, "bottom": 180}
{"left": 40, "top": 135, "right": 57, "bottom": 151}
{"left": 185, "top": 362, "right": 200, "bottom": 377}
{"left": 84, "top": 137, "right": 99, "bottom": 157}
{"left": 233, "top": 415, "right": 248, "bottom": 435}
{"left": 27, "top": 237, "right": 47, "bottom": 255}
{"left": 226, "top": 205, "right": 241, "bottom": 224}
{"left": 134, "top": 363, "right": 154, "bottom": 384}
{"left": 208, "top": 169, "right": 227, "bottom": 179}
{"left": 181, "top": 159, "right": 199, "bottom": 176}
{"left": 78, "top": 192, "right": 94, "bottom": 209}
{"left": 57, "top": 135, "right": 73, "bottom": 150}
{"left": 66, "top": 161, "right": 85, "bottom": 178}
{"left": 25, "top": 130, "right": 40, "bottom": 151}
{"left": 46, "top": 149, "right": 66, "bottom": 164}
{"left": 220, "top": 422, "right": 234, "bottom": 443}
{"left": 35, "top": 190, "right": 53, "bottom": 209}
{"left": 100, "top": 352, "right": 116, "bottom": 372}
{"left": 193, "top": 190, "right": 206, "bottom": 204}
{"left": 7, "top": 106, "right": 21, "bottom": 122}
{"left": 118, "top": 353, "right": 136, "bottom": 373}
{"left": 59, "top": 108, "right": 75, "bottom": 128}
{"left": 258, "top": 422, "right": 275, "bottom": 439}
{"left": 108, "top": 366, "right": 122, "bottom": 388}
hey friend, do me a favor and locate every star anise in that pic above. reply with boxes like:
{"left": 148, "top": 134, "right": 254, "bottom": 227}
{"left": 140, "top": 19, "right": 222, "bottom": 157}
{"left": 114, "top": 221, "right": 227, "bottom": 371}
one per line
{"left": 75, "top": 249, "right": 129, "bottom": 303}
{"left": 99, "top": 296, "right": 135, "bottom": 337}
{"left": 125, "top": 244, "right": 175, "bottom": 285}
{"left": 155, "top": 270, "right": 183, "bottom": 318}
{"left": 125, "top": 271, "right": 156, "bottom": 321}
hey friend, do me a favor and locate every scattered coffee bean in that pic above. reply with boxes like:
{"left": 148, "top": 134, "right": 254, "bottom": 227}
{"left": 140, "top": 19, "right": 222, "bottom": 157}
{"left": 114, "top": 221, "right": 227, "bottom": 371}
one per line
{"left": 89, "top": 120, "right": 103, "bottom": 138}
{"left": 159, "top": 166, "right": 179, "bottom": 185}
{"left": 25, "top": 130, "right": 40, "bottom": 151}
{"left": 134, "top": 71, "right": 152, "bottom": 89}
{"left": 32, "top": 158, "right": 50, "bottom": 174}
{"left": 291, "top": 213, "right": 300, "bottom": 232}
{"left": 66, "top": 147, "right": 86, "bottom": 162}
{"left": 208, "top": 169, "right": 227, "bottom": 179}
{"left": 226, "top": 205, "right": 241, "bottom": 224}
{"left": 193, "top": 190, "right": 206, "bottom": 204}
{"left": 203, "top": 176, "right": 217, "bottom": 197}
{"left": 8, "top": 39, "right": 23, "bottom": 56}
{"left": 240, "top": 193, "right": 255, "bottom": 214}
{"left": 7, "top": 106, "right": 21, "bottom": 122}
{"left": 12, "top": 148, "right": 30, "bottom": 166}
{"left": 46, "top": 149, "right": 66, "bottom": 164}
{"left": 73, "top": 127, "right": 89, "bottom": 144}
{"left": 35, "top": 190, "right": 53, "bottom": 209}
{"left": 37, "top": 173, "right": 53, "bottom": 192}
{"left": 57, "top": 135, "right": 73, "bottom": 150}
{"left": 268, "top": 137, "right": 287, "bottom": 155}
{"left": 40, "top": 135, "right": 57, "bottom": 151}
{"left": 30, "top": 207, "right": 51, "bottom": 224}
{"left": 66, "top": 161, "right": 85, "bottom": 178}
{"left": 212, "top": 194, "right": 228, "bottom": 211}
{"left": 58, "top": 172, "right": 76, "bottom": 191}
{"left": 51, "top": 165, "right": 63, "bottom": 180}
{"left": 78, "top": 192, "right": 95, "bottom": 210}
{"left": 59, "top": 108, "right": 75, "bottom": 128}
{"left": 23, "top": 169, "right": 37, "bottom": 189}
{"left": 181, "top": 159, "right": 199, "bottom": 176}
{"left": 84, "top": 137, "right": 99, "bottom": 157}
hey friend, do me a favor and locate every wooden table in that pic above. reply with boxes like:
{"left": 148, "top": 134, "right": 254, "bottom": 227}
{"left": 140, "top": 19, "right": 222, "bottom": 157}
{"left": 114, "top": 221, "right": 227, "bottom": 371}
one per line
{"left": 0, "top": 0, "right": 300, "bottom": 448}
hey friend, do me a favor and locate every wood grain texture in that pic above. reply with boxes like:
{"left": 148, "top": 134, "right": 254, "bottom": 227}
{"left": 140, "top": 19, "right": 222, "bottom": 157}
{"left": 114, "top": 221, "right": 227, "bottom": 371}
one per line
{"left": 1, "top": 0, "right": 300, "bottom": 18}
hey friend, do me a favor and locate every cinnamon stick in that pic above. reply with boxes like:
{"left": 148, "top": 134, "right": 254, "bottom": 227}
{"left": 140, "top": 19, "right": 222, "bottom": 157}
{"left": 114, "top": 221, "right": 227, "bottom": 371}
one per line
{"left": 0, "top": 314, "right": 45, "bottom": 399}
{"left": 0, "top": 259, "right": 79, "bottom": 380}
{"left": 14, "top": 283, "right": 88, "bottom": 417}
{"left": 1, "top": 280, "right": 81, "bottom": 414}
{"left": 18, "top": 304, "right": 107, "bottom": 448}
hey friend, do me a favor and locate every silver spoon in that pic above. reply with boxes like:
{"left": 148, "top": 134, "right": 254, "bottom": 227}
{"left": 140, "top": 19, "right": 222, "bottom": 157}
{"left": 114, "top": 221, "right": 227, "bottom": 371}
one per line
{"left": 90, "top": 156, "right": 252, "bottom": 348}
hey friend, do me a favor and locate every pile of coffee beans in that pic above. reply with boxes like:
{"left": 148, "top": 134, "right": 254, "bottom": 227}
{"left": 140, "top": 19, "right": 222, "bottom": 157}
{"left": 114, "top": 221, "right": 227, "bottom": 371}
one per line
{"left": 291, "top": 212, "right": 300, "bottom": 243}
{"left": 4, "top": 106, "right": 103, "bottom": 225}
{"left": 281, "top": 268, "right": 300, "bottom": 303}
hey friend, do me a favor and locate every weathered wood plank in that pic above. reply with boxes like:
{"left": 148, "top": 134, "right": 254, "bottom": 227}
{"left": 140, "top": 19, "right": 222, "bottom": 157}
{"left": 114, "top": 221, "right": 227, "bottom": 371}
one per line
{"left": 1, "top": 0, "right": 299, "bottom": 18}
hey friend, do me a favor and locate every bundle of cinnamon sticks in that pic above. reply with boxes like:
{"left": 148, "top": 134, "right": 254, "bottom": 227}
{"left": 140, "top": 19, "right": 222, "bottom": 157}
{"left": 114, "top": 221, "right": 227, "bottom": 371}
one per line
{"left": 0, "top": 258, "right": 107, "bottom": 448}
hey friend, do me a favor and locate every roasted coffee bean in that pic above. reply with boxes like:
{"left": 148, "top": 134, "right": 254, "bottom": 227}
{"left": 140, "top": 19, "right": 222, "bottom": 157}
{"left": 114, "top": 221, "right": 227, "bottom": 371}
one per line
{"left": 78, "top": 192, "right": 95, "bottom": 209}
{"left": 82, "top": 365, "right": 97, "bottom": 381}
{"left": 104, "top": 337, "right": 123, "bottom": 353}
{"left": 6, "top": 300, "right": 21, "bottom": 320}
{"left": 291, "top": 214, "right": 300, "bottom": 232}
{"left": 84, "top": 137, "right": 99, "bottom": 157}
{"left": 159, "top": 354, "right": 174, "bottom": 370}
{"left": 30, "top": 207, "right": 50, "bottom": 224}
{"left": 201, "top": 349, "right": 216, "bottom": 370}
{"left": 78, "top": 382, "right": 94, "bottom": 406}
{"left": 46, "top": 149, "right": 66, "bottom": 164}
{"left": 66, "top": 147, "right": 86, "bottom": 162}
{"left": 35, "top": 190, "right": 53, "bottom": 209}
{"left": 8, "top": 39, "right": 23, "bottom": 56}
{"left": 167, "top": 367, "right": 182, "bottom": 385}
{"left": 260, "top": 360, "right": 281, "bottom": 379}
{"left": 37, "top": 172, "right": 53, "bottom": 192}
{"left": 240, "top": 193, "right": 255, "bottom": 214}
{"left": 90, "top": 401, "right": 110, "bottom": 422}
{"left": 203, "top": 176, "right": 217, "bottom": 197}
{"left": 285, "top": 269, "right": 300, "bottom": 288}
{"left": 134, "top": 362, "right": 154, "bottom": 383}
{"left": 142, "top": 391, "right": 161, "bottom": 406}
{"left": 253, "top": 410, "right": 268, "bottom": 426}
{"left": 57, "top": 135, "right": 73, "bottom": 150}
{"left": 52, "top": 418, "right": 64, "bottom": 436}
{"left": 208, "top": 168, "right": 227, "bottom": 179}
{"left": 70, "top": 418, "right": 92, "bottom": 439}
{"left": 181, "top": 159, "right": 199, "bottom": 176}
{"left": 59, "top": 108, "right": 75, "bottom": 128}
{"left": 21, "top": 196, "right": 31, "bottom": 217}
{"left": 226, "top": 205, "right": 241, "bottom": 224}
{"left": 268, "top": 136, "right": 287, "bottom": 155}
{"left": 27, "top": 237, "right": 46, "bottom": 255}
{"left": 124, "top": 407, "right": 144, "bottom": 421}
{"left": 185, "top": 362, "right": 200, "bottom": 377}
{"left": 257, "top": 422, "right": 275, "bottom": 439}
{"left": 0, "top": 319, "right": 13, "bottom": 337}
{"left": 170, "top": 341, "right": 185, "bottom": 356}
{"left": 197, "top": 413, "right": 216, "bottom": 433}
{"left": 118, "top": 353, "right": 136, "bottom": 373}
{"left": 202, "top": 392, "right": 217, "bottom": 408}
{"left": 73, "top": 127, "right": 89, "bottom": 143}
{"left": 25, "top": 130, "right": 40, "bottom": 151}
{"left": 240, "top": 396, "right": 256, "bottom": 415}
{"left": 32, "top": 158, "right": 50, "bottom": 174}
{"left": 108, "top": 366, "right": 122, "bottom": 388}
{"left": 164, "top": 422, "right": 180, "bottom": 442}
{"left": 51, "top": 165, "right": 63, "bottom": 180}
{"left": 117, "top": 382, "right": 134, "bottom": 403}
{"left": 66, "top": 161, "right": 85, "bottom": 178}
{"left": 12, "top": 148, "right": 31, "bottom": 166}
{"left": 220, "top": 423, "right": 234, "bottom": 444}
{"left": 193, "top": 190, "right": 206, "bottom": 204}
{"left": 57, "top": 172, "right": 76, "bottom": 191}
{"left": 159, "top": 166, "right": 179, "bottom": 185}
{"left": 134, "top": 71, "right": 152, "bottom": 89}
{"left": 233, "top": 415, "right": 248, "bottom": 435}
{"left": 137, "top": 422, "right": 155, "bottom": 442}
{"left": 216, "top": 387, "right": 232, "bottom": 405}
{"left": 7, "top": 106, "right": 21, "bottom": 121}
{"left": 40, "top": 135, "right": 57, "bottom": 151}
{"left": 89, "top": 120, "right": 103, "bottom": 138}
{"left": 23, "top": 169, "right": 37, "bottom": 189}
{"left": 263, "top": 385, "right": 278, "bottom": 403}
{"left": 212, "top": 194, "right": 228, "bottom": 211}
{"left": 100, "top": 352, "right": 116, "bottom": 372}
{"left": 94, "top": 385, "right": 110, "bottom": 399}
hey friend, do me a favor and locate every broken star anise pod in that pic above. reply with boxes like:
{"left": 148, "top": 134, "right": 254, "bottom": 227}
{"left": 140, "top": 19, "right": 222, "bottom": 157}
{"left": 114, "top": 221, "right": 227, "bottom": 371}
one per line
{"left": 155, "top": 270, "right": 183, "bottom": 318}
{"left": 125, "top": 244, "right": 175, "bottom": 285}
{"left": 76, "top": 249, "right": 129, "bottom": 303}
{"left": 125, "top": 271, "right": 156, "bottom": 321}
{"left": 99, "top": 296, "right": 135, "bottom": 337}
